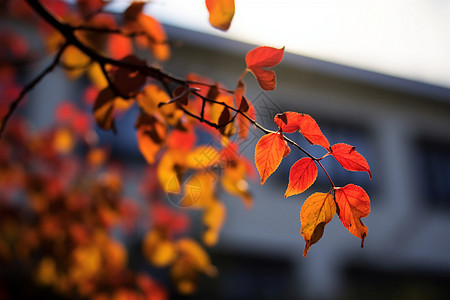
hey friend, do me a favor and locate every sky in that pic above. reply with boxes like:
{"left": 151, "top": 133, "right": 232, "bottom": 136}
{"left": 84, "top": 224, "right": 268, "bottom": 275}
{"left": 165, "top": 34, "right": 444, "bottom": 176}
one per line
{"left": 139, "top": 0, "right": 450, "bottom": 88}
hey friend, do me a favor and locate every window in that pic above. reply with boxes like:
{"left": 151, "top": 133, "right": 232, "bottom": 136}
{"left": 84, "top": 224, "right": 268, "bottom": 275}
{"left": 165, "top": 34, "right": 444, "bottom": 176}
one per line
{"left": 417, "top": 138, "right": 450, "bottom": 210}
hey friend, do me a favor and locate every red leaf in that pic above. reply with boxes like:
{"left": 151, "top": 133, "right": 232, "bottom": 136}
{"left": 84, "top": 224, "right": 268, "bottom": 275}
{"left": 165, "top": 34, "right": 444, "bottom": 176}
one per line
{"left": 167, "top": 129, "right": 196, "bottom": 152}
{"left": 274, "top": 112, "right": 330, "bottom": 150}
{"left": 298, "top": 114, "right": 330, "bottom": 150}
{"left": 335, "top": 184, "right": 371, "bottom": 247}
{"left": 331, "top": 143, "right": 371, "bottom": 178}
{"left": 111, "top": 55, "right": 146, "bottom": 97}
{"left": 254, "top": 132, "right": 286, "bottom": 185}
{"left": 285, "top": 158, "right": 317, "bottom": 197}
{"left": 108, "top": 34, "right": 133, "bottom": 59}
{"left": 205, "top": 0, "right": 235, "bottom": 31}
{"left": 274, "top": 111, "right": 302, "bottom": 133}
{"left": 245, "top": 46, "right": 285, "bottom": 91}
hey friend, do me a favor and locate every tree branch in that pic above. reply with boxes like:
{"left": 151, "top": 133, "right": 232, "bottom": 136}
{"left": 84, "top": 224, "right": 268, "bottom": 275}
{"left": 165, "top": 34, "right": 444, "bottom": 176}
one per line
{"left": 20, "top": 0, "right": 336, "bottom": 188}
{"left": 0, "top": 42, "right": 69, "bottom": 137}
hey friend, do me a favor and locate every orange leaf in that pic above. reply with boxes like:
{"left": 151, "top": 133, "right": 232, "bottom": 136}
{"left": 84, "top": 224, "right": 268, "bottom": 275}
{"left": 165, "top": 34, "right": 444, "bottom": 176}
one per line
{"left": 300, "top": 192, "right": 336, "bottom": 257}
{"left": 274, "top": 111, "right": 302, "bottom": 133}
{"left": 137, "top": 14, "right": 170, "bottom": 61}
{"left": 136, "top": 115, "right": 167, "bottom": 164}
{"left": 167, "top": 129, "right": 196, "bottom": 152}
{"left": 237, "top": 100, "right": 255, "bottom": 140}
{"left": 254, "top": 132, "right": 286, "bottom": 185}
{"left": 53, "top": 128, "right": 74, "bottom": 154}
{"left": 182, "top": 172, "right": 217, "bottom": 208}
{"left": 176, "top": 238, "right": 216, "bottom": 275}
{"left": 202, "top": 201, "right": 226, "bottom": 246}
{"left": 205, "top": 0, "right": 235, "bottom": 31}
{"left": 298, "top": 114, "right": 330, "bottom": 150}
{"left": 108, "top": 34, "right": 133, "bottom": 59}
{"left": 285, "top": 158, "right": 317, "bottom": 197}
{"left": 186, "top": 146, "right": 220, "bottom": 169}
{"left": 157, "top": 150, "right": 183, "bottom": 194}
{"left": 142, "top": 229, "right": 177, "bottom": 267}
{"left": 93, "top": 87, "right": 116, "bottom": 132}
{"left": 334, "top": 184, "right": 370, "bottom": 247}
{"left": 221, "top": 159, "right": 252, "bottom": 209}
{"left": 245, "top": 46, "right": 284, "bottom": 91}
{"left": 331, "top": 143, "right": 371, "bottom": 178}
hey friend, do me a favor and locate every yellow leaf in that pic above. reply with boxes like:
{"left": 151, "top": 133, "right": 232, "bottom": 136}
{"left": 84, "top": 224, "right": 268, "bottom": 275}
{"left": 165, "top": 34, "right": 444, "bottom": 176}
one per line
{"left": 87, "top": 63, "right": 108, "bottom": 89}
{"left": 157, "top": 150, "right": 184, "bottom": 194}
{"left": 181, "top": 172, "right": 217, "bottom": 208}
{"left": 143, "top": 229, "right": 177, "bottom": 267}
{"left": 186, "top": 146, "right": 220, "bottom": 169}
{"left": 205, "top": 0, "right": 235, "bottom": 31}
{"left": 86, "top": 147, "right": 107, "bottom": 167}
{"left": 61, "top": 45, "right": 91, "bottom": 79}
{"left": 176, "top": 238, "right": 216, "bottom": 276}
{"left": 300, "top": 192, "right": 336, "bottom": 257}
{"left": 36, "top": 257, "right": 57, "bottom": 286}
{"left": 202, "top": 201, "right": 226, "bottom": 246}
{"left": 54, "top": 128, "right": 74, "bottom": 154}
{"left": 70, "top": 246, "right": 102, "bottom": 282}
{"left": 221, "top": 160, "right": 252, "bottom": 209}
{"left": 137, "top": 85, "right": 183, "bottom": 126}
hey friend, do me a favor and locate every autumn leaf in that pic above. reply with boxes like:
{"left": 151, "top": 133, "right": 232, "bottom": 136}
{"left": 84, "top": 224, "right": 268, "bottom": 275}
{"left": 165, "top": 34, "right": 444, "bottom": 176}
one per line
{"left": 285, "top": 157, "right": 317, "bottom": 197}
{"left": 167, "top": 129, "right": 196, "bottom": 152}
{"left": 254, "top": 132, "right": 286, "bottom": 184}
{"left": 221, "top": 158, "right": 252, "bottom": 209}
{"left": 331, "top": 143, "right": 371, "bottom": 178}
{"left": 245, "top": 46, "right": 284, "bottom": 91}
{"left": 53, "top": 128, "right": 75, "bottom": 154}
{"left": 111, "top": 55, "right": 146, "bottom": 98}
{"left": 186, "top": 146, "right": 220, "bottom": 169}
{"left": 93, "top": 87, "right": 116, "bottom": 133}
{"left": 137, "top": 14, "right": 170, "bottom": 61}
{"left": 218, "top": 106, "right": 231, "bottom": 135}
{"left": 136, "top": 114, "right": 167, "bottom": 164}
{"left": 124, "top": 1, "right": 145, "bottom": 21}
{"left": 298, "top": 114, "right": 330, "bottom": 150}
{"left": 334, "top": 184, "right": 370, "bottom": 247}
{"left": 205, "top": 0, "right": 235, "bottom": 31}
{"left": 108, "top": 34, "right": 133, "bottom": 59}
{"left": 61, "top": 45, "right": 91, "bottom": 79}
{"left": 274, "top": 111, "right": 302, "bottom": 133}
{"left": 171, "top": 238, "right": 217, "bottom": 294}
{"left": 143, "top": 229, "right": 177, "bottom": 267}
{"left": 182, "top": 172, "right": 216, "bottom": 208}
{"left": 236, "top": 95, "right": 255, "bottom": 140}
{"left": 202, "top": 201, "right": 226, "bottom": 246}
{"left": 300, "top": 192, "right": 336, "bottom": 257}
{"left": 157, "top": 150, "right": 183, "bottom": 194}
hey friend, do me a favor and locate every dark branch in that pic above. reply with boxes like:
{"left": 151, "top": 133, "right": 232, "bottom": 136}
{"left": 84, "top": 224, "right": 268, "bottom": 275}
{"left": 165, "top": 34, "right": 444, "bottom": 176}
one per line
{"left": 20, "top": 0, "right": 336, "bottom": 188}
{"left": 0, "top": 42, "right": 69, "bottom": 137}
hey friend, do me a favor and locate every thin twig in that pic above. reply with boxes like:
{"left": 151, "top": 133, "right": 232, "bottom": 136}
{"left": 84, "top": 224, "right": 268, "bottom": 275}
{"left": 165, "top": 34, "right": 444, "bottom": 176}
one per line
{"left": 0, "top": 42, "right": 69, "bottom": 137}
